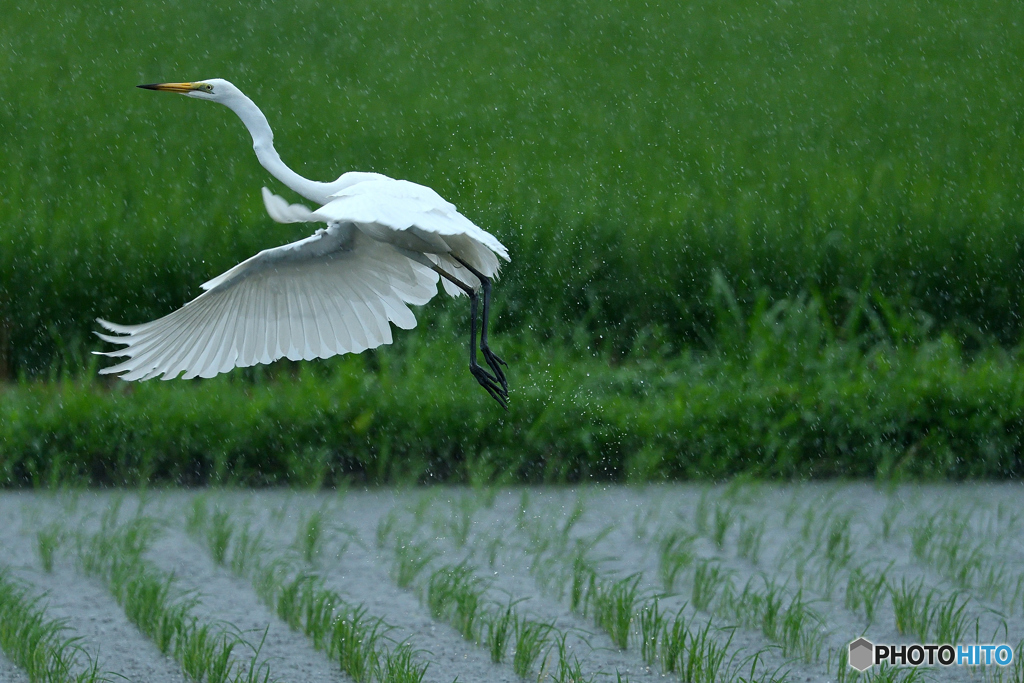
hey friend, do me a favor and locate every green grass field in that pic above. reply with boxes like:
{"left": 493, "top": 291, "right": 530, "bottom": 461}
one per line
{"left": 2, "top": 0, "right": 1024, "bottom": 482}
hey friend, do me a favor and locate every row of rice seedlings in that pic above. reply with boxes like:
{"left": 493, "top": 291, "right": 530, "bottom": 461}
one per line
{"left": 271, "top": 572, "right": 423, "bottom": 683}
{"left": 722, "top": 578, "right": 824, "bottom": 662}
{"left": 690, "top": 558, "right": 824, "bottom": 663}
{"left": 908, "top": 506, "right": 1022, "bottom": 611}
{"left": 379, "top": 504, "right": 578, "bottom": 679}
{"left": 379, "top": 521, "right": 560, "bottom": 678}
{"left": 0, "top": 569, "right": 111, "bottom": 683}
{"left": 844, "top": 564, "right": 892, "bottom": 625}
{"left": 77, "top": 514, "right": 274, "bottom": 683}
{"left": 191, "top": 503, "right": 426, "bottom": 683}
{"left": 889, "top": 579, "right": 974, "bottom": 644}
{"left": 637, "top": 601, "right": 787, "bottom": 683}
{"left": 517, "top": 512, "right": 766, "bottom": 678}
{"left": 550, "top": 543, "right": 645, "bottom": 651}
{"left": 791, "top": 506, "right": 855, "bottom": 570}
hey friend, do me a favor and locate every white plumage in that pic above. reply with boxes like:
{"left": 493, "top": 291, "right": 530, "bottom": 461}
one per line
{"left": 96, "top": 79, "right": 510, "bottom": 404}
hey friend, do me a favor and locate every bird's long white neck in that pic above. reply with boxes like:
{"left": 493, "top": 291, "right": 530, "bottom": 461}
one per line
{"left": 222, "top": 91, "right": 333, "bottom": 205}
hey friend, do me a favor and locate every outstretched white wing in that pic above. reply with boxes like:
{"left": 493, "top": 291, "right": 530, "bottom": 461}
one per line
{"left": 95, "top": 223, "right": 439, "bottom": 381}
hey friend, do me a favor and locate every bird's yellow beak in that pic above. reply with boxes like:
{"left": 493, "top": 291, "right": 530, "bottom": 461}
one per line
{"left": 137, "top": 82, "right": 202, "bottom": 93}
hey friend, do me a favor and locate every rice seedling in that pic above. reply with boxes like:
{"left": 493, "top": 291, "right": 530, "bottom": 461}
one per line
{"left": 484, "top": 534, "right": 503, "bottom": 568}
{"left": 207, "top": 507, "right": 235, "bottom": 566}
{"left": 658, "top": 529, "right": 695, "bottom": 591}
{"left": 179, "top": 622, "right": 237, "bottom": 683}
{"left": 824, "top": 515, "right": 853, "bottom": 567}
{"left": 845, "top": 564, "right": 890, "bottom": 624}
{"left": 550, "top": 631, "right": 595, "bottom": 683}
{"left": 677, "top": 620, "right": 735, "bottom": 683}
{"left": 778, "top": 591, "right": 824, "bottom": 662}
{"left": 293, "top": 507, "right": 326, "bottom": 564}
{"left": 589, "top": 574, "right": 642, "bottom": 650}
{"left": 378, "top": 643, "right": 429, "bottom": 683}
{"left": 485, "top": 600, "right": 517, "bottom": 664}
{"left": 880, "top": 499, "right": 903, "bottom": 542}
{"left": 737, "top": 517, "right": 766, "bottom": 564}
{"left": 392, "top": 537, "right": 437, "bottom": 589}
{"left": 512, "top": 616, "right": 554, "bottom": 678}
{"left": 736, "top": 650, "right": 790, "bottom": 683}
{"left": 712, "top": 501, "right": 737, "bottom": 548}
{"left": 230, "top": 524, "right": 268, "bottom": 577}
{"left": 329, "top": 604, "right": 390, "bottom": 683}
{"left": 636, "top": 598, "right": 667, "bottom": 665}
{"left": 569, "top": 552, "right": 597, "bottom": 613}
{"left": 443, "top": 495, "right": 477, "bottom": 548}
{"left": 0, "top": 569, "right": 113, "bottom": 683}
{"left": 694, "top": 491, "right": 712, "bottom": 536}
{"left": 692, "top": 560, "right": 730, "bottom": 612}
{"left": 659, "top": 609, "right": 688, "bottom": 674}
{"left": 932, "top": 592, "right": 971, "bottom": 645}
{"left": 560, "top": 496, "right": 587, "bottom": 542}
{"left": 185, "top": 495, "right": 209, "bottom": 537}
{"left": 375, "top": 512, "right": 398, "bottom": 550}
{"left": 35, "top": 522, "right": 63, "bottom": 573}
{"left": 425, "top": 563, "right": 484, "bottom": 642}
{"left": 889, "top": 579, "right": 933, "bottom": 641}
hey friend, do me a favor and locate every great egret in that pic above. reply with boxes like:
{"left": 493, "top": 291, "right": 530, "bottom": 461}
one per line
{"left": 95, "top": 79, "right": 510, "bottom": 407}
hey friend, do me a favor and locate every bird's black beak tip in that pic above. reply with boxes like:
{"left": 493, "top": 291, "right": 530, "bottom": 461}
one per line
{"left": 137, "top": 84, "right": 160, "bottom": 90}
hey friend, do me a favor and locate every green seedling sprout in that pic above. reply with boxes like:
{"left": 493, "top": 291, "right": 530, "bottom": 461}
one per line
{"left": 658, "top": 529, "right": 695, "bottom": 591}
{"left": 293, "top": 507, "right": 326, "bottom": 563}
{"left": 845, "top": 564, "right": 891, "bottom": 625}
{"left": 35, "top": 522, "right": 63, "bottom": 573}
{"left": 512, "top": 616, "right": 554, "bottom": 678}
{"left": 207, "top": 508, "right": 235, "bottom": 566}
{"left": 737, "top": 516, "right": 766, "bottom": 564}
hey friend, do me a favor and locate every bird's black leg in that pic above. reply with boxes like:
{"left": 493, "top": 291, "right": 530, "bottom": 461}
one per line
{"left": 451, "top": 257, "right": 508, "bottom": 393}
{"left": 430, "top": 263, "right": 507, "bottom": 409}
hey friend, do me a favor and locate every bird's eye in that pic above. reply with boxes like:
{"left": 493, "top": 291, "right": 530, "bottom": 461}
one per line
{"left": 200, "top": 83, "right": 213, "bottom": 93}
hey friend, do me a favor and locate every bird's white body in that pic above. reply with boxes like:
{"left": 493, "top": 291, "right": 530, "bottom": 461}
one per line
{"left": 97, "top": 79, "right": 509, "bottom": 382}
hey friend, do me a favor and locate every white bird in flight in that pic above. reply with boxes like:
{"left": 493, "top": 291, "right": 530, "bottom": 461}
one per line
{"left": 96, "top": 79, "right": 510, "bottom": 407}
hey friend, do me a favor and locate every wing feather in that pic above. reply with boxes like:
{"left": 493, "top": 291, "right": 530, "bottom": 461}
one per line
{"left": 95, "top": 226, "right": 438, "bottom": 380}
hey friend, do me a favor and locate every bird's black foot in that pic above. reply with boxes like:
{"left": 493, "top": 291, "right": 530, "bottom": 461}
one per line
{"left": 471, "top": 362, "right": 508, "bottom": 410}
{"left": 482, "top": 346, "right": 508, "bottom": 393}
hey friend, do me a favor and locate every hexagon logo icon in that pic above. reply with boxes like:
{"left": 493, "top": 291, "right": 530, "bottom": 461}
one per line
{"left": 849, "top": 638, "right": 874, "bottom": 671}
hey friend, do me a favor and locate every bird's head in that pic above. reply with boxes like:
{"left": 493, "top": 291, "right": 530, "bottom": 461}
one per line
{"left": 137, "top": 78, "right": 241, "bottom": 103}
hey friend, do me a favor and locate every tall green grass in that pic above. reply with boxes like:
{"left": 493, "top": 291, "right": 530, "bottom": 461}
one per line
{"left": 4, "top": 292, "right": 1024, "bottom": 484}
{"left": 2, "top": 0, "right": 1024, "bottom": 375}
